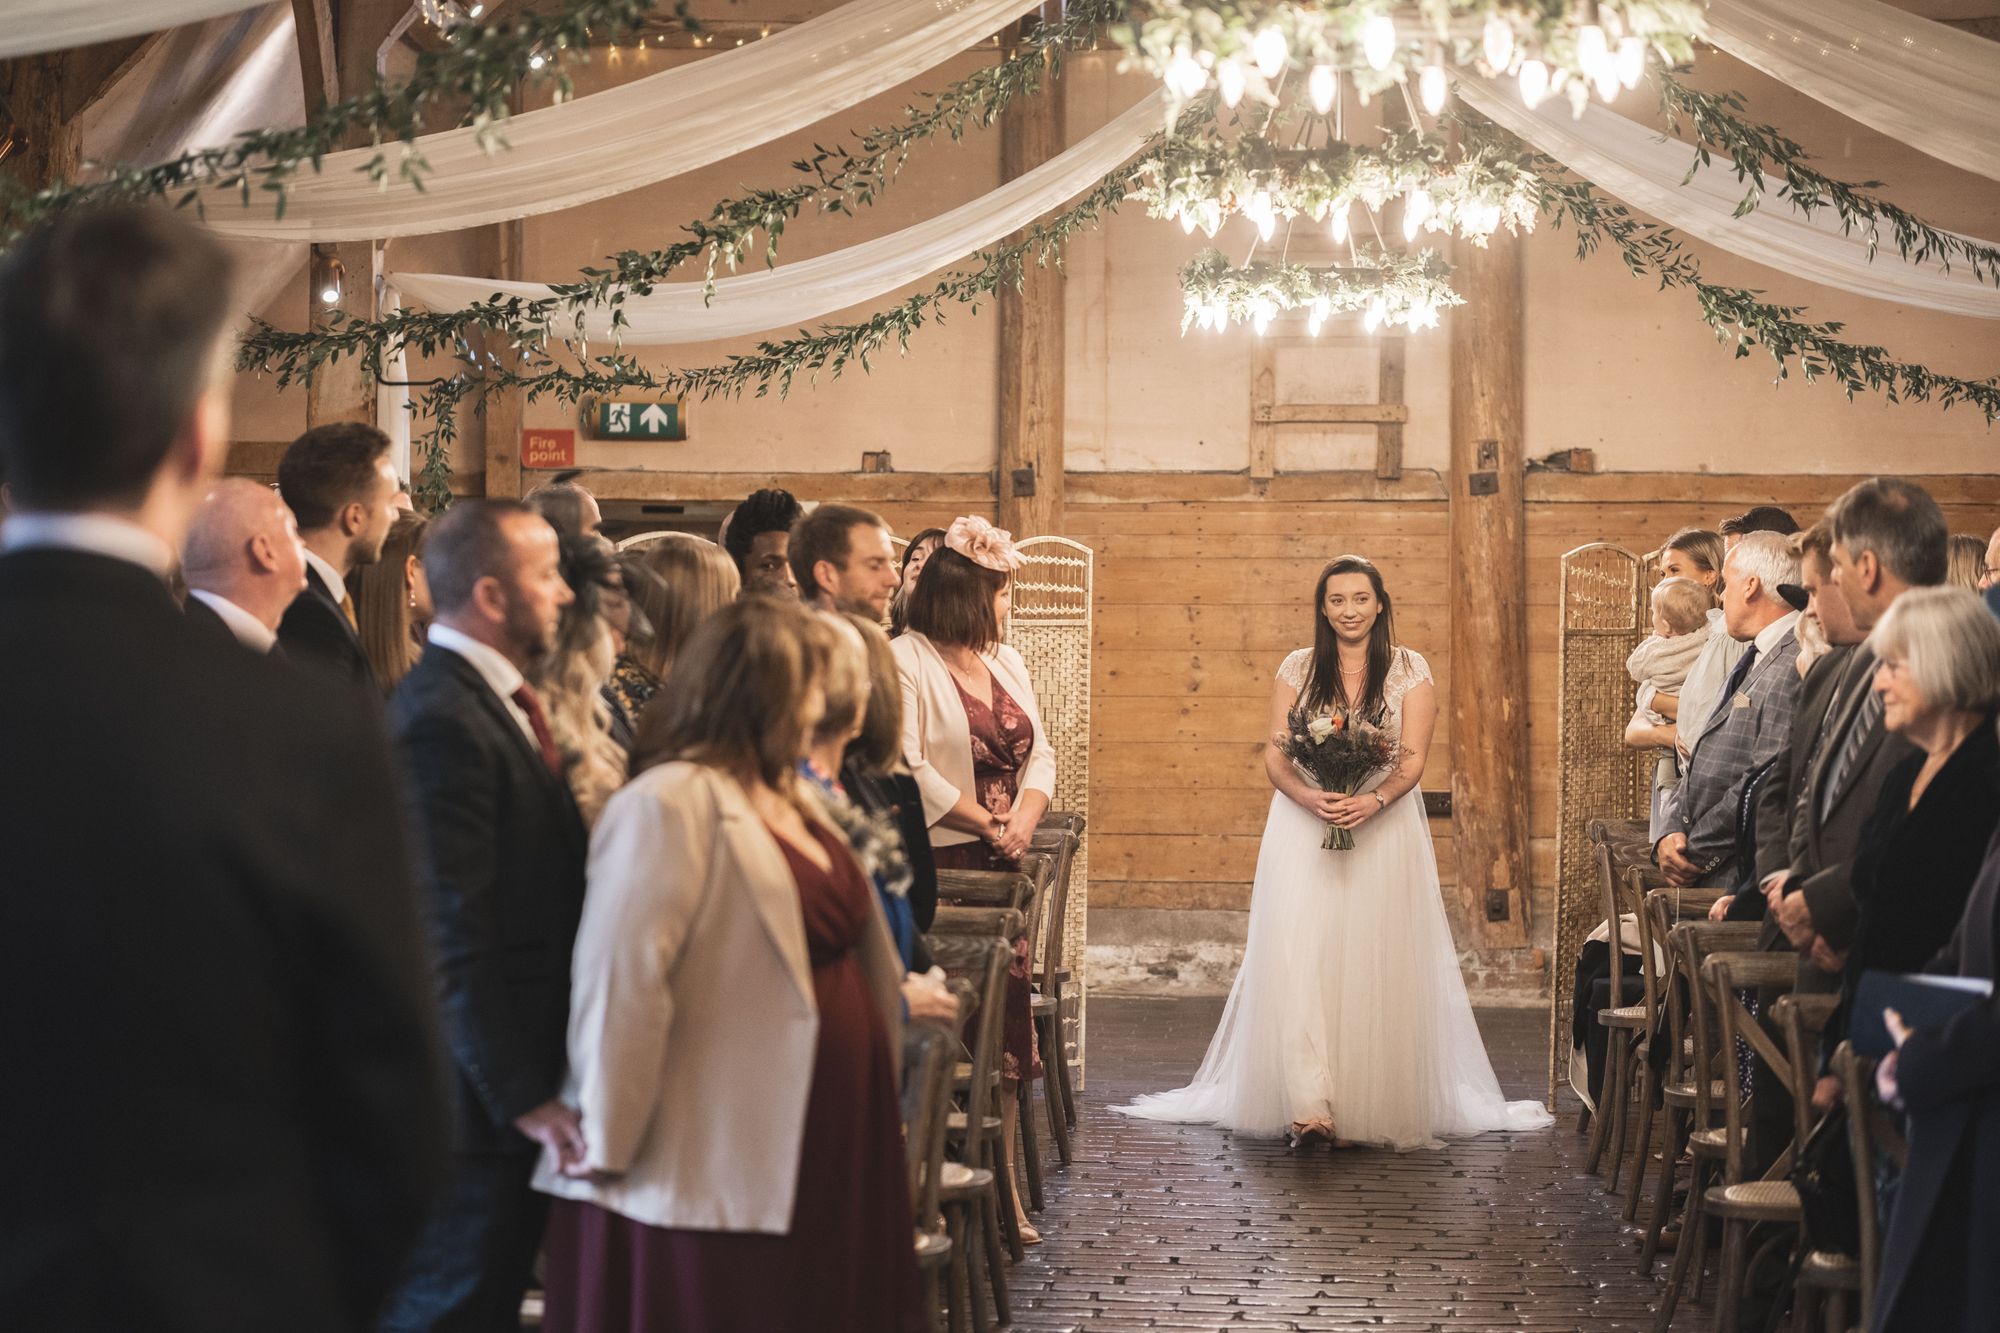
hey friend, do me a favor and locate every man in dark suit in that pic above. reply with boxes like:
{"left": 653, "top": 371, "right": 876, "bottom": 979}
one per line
{"left": 277, "top": 421, "right": 402, "bottom": 687}
{"left": 379, "top": 499, "right": 590, "bottom": 1332}
{"left": 182, "top": 476, "right": 309, "bottom": 655}
{"left": 1655, "top": 531, "right": 1804, "bottom": 889}
{"left": 1766, "top": 478, "right": 1947, "bottom": 976}
{"left": 0, "top": 208, "right": 448, "bottom": 1332}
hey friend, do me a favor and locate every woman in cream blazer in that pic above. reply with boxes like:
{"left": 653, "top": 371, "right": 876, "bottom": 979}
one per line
{"left": 535, "top": 598, "right": 921, "bottom": 1333}
{"left": 892, "top": 628, "right": 1057, "bottom": 849}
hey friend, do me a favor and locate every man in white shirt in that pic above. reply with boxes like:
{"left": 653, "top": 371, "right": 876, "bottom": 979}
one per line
{"left": 181, "top": 477, "right": 308, "bottom": 654}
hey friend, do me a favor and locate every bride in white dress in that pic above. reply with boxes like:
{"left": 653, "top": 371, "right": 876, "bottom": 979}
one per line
{"left": 1117, "top": 556, "right": 1553, "bottom": 1150}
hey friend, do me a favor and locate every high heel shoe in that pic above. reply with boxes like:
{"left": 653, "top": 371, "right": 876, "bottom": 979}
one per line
{"left": 1287, "top": 1119, "right": 1336, "bottom": 1149}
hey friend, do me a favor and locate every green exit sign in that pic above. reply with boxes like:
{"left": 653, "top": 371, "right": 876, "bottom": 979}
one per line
{"left": 594, "top": 399, "right": 686, "bottom": 440}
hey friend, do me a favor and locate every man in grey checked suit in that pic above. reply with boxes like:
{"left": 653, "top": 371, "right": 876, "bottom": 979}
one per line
{"left": 1655, "top": 531, "right": 1803, "bottom": 888}
{"left": 1766, "top": 477, "right": 1948, "bottom": 976}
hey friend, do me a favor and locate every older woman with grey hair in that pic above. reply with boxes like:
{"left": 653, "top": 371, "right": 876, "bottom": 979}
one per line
{"left": 1812, "top": 588, "right": 2000, "bottom": 1101}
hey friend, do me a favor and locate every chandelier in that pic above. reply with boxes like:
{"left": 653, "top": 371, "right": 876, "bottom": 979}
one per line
{"left": 1116, "top": 0, "right": 1705, "bottom": 120}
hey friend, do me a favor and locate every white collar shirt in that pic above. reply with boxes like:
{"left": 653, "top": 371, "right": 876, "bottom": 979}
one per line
{"left": 427, "top": 623, "right": 539, "bottom": 749}
{"left": 188, "top": 589, "right": 279, "bottom": 653}
{"left": 1, "top": 512, "right": 175, "bottom": 577}
{"left": 302, "top": 546, "right": 348, "bottom": 607}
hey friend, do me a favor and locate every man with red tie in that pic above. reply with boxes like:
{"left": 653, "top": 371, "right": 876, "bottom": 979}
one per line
{"left": 381, "top": 500, "right": 591, "bottom": 1332}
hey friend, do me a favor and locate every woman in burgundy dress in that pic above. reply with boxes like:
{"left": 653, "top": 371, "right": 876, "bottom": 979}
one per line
{"left": 535, "top": 596, "right": 923, "bottom": 1333}
{"left": 891, "top": 516, "right": 1058, "bottom": 1244}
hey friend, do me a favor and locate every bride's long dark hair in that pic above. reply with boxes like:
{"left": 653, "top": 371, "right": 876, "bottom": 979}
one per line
{"left": 1301, "top": 555, "right": 1396, "bottom": 720}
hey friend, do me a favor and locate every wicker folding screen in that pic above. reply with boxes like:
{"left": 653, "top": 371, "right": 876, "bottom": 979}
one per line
{"left": 1547, "top": 543, "right": 1653, "bottom": 1108}
{"left": 1006, "top": 536, "right": 1093, "bottom": 1083}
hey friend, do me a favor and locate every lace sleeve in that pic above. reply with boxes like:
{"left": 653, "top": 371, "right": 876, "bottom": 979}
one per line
{"left": 1276, "top": 648, "right": 1313, "bottom": 692}
{"left": 1397, "top": 647, "right": 1433, "bottom": 688}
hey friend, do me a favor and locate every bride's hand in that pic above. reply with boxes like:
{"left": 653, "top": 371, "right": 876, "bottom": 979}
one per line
{"left": 1325, "top": 794, "right": 1381, "bottom": 829}
{"left": 1308, "top": 791, "right": 1347, "bottom": 822}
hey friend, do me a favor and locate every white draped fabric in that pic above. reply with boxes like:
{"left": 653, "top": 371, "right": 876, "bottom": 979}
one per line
{"left": 1458, "top": 78, "right": 2000, "bottom": 319}
{"left": 387, "top": 95, "right": 1161, "bottom": 344}
{"left": 199, "top": 0, "right": 1046, "bottom": 242}
{"left": 1706, "top": 0, "right": 2000, "bottom": 185}
{"left": 0, "top": 0, "right": 264, "bottom": 59}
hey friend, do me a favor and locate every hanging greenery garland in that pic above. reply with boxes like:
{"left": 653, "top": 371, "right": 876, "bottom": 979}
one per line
{"left": 0, "top": 0, "right": 670, "bottom": 237}
{"left": 1140, "top": 123, "right": 1538, "bottom": 247}
{"left": 1178, "top": 245, "right": 1460, "bottom": 334}
{"left": 1114, "top": 0, "right": 1703, "bottom": 120}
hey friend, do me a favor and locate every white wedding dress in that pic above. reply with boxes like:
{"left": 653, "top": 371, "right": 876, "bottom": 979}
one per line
{"left": 1116, "top": 646, "right": 1553, "bottom": 1150}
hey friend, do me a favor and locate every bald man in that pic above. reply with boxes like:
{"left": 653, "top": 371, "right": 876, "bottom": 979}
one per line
{"left": 182, "top": 478, "right": 308, "bottom": 655}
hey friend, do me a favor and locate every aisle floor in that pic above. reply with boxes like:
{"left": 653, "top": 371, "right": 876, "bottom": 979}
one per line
{"left": 1009, "top": 997, "right": 1667, "bottom": 1331}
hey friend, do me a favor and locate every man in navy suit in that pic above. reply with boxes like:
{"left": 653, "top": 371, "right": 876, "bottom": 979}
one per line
{"left": 379, "top": 499, "right": 590, "bottom": 1332}
{"left": 277, "top": 421, "right": 402, "bottom": 688}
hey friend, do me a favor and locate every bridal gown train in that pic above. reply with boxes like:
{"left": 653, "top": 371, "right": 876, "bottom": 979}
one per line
{"left": 1117, "top": 647, "right": 1553, "bottom": 1150}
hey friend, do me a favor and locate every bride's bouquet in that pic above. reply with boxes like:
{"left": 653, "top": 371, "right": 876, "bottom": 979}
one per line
{"left": 1279, "top": 705, "right": 1408, "bottom": 850}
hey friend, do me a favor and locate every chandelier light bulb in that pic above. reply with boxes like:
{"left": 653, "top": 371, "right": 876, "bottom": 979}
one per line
{"left": 1518, "top": 59, "right": 1550, "bottom": 109}
{"left": 1361, "top": 14, "right": 1397, "bottom": 72}
{"left": 1412, "top": 298, "right": 1440, "bottom": 330}
{"left": 1166, "top": 51, "right": 1208, "bottom": 101}
{"left": 1217, "top": 59, "right": 1248, "bottom": 108}
{"left": 1308, "top": 310, "right": 1326, "bottom": 337}
{"left": 1616, "top": 37, "right": 1646, "bottom": 89}
{"left": 1576, "top": 24, "right": 1609, "bottom": 77}
{"left": 1329, "top": 199, "right": 1351, "bottom": 244}
{"left": 1482, "top": 13, "right": 1514, "bottom": 72}
{"left": 1179, "top": 209, "right": 1197, "bottom": 235}
{"left": 1245, "top": 190, "right": 1277, "bottom": 242}
{"left": 527, "top": 51, "right": 548, "bottom": 70}
{"left": 1308, "top": 63, "right": 1337, "bottom": 114}
{"left": 1402, "top": 187, "right": 1433, "bottom": 241}
{"left": 1593, "top": 62, "right": 1622, "bottom": 103}
{"left": 1252, "top": 26, "right": 1290, "bottom": 81}
{"left": 1364, "top": 296, "right": 1387, "bottom": 333}
{"left": 1419, "top": 64, "right": 1448, "bottom": 115}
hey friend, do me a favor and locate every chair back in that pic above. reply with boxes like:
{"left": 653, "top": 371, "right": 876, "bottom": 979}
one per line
{"left": 936, "top": 867, "right": 1032, "bottom": 913}
{"left": 1773, "top": 992, "right": 1840, "bottom": 1153}
{"left": 925, "top": 914, "right": 1021, "bottom": 1167}
{"left": 902, "top": 1025, "right": 953, "bottom": 1225}
{"left": 1029, "top": 827, "right": 1079, "bottom": 989}
{"left": 1704, "top": 951, "right": 1801, "bottom": 1183}
{"left": 1596, "top": 842, "right": 1631, "bottom": 1023}
{"left": 1670, "top": 921, "right": 1763, "bottom": 1127}
{"left": 1834, "top": 1041, "right": 1907, "bottom": 1327}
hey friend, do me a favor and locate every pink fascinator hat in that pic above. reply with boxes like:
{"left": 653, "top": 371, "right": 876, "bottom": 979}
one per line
{"left": 944, "top": 516, "right": 1025, "bottom": 573}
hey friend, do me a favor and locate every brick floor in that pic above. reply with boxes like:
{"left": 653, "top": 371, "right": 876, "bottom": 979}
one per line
{"left": 1008, "top": 998, "right": 1666, "bottom": 1331}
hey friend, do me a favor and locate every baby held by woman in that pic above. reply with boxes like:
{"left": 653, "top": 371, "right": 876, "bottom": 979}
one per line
{"left": 1626, "top": 576, "right": 1713, "bottom": 727}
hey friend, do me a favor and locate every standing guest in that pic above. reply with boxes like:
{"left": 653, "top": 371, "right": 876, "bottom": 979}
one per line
{"left": 1768, "top": 478, "right": 1949, "bottom": 972}
{"left": 0, "top": 206, "right": 446, "bottom": 1332}
{"left": 893, "top": 515, "right": 1056, "bottom": 1244}
{"left": 278, "top": 422, "right": 402, "bottom": 689}
{"left": 1979, "top": 524, "right": 2000, "bottom": 593}
{"left": 889, "top": 525, "right": 945, "bottom": 637}
{"left": 1654, "top": 532, "right": 1802, "bottom": 889}
{"left": 1816, "top": 589, "right": 2000, "bottom": 1106}
{"left": 1945, "top": 532, "right": 1986, "bottom": 592}
{"left": 537, "top": 597, "right": 923, "bottom": 1333}
{"left": 534, "top": 534, "right": 629, "bottom": 828}
{"left": 721, "top": 486, "right": 803, "bottom": 596}
{"left": 604, "top": 533, "right": 741, "bottom": 749}
{"left": 1718, "top": 505, "right": 1800, "bottom": 544}
{"left": 353, "top": 512, "right": 431, "bottom": 692}
{"left": 181, "top": 477, "right": 308, "bottom": 655}
{"left": 1633, "top": 528, "right": 1728, "bottom": 834}
{"left": 792, "top": 502, "right": 901, "bottom": 619}
{"left": 526, "top": 476, "right": 603, "bottom": 540}
{"left": 380, "top": 501, "right": 590, "bottom": 1333}
{"left": 1673, "top": 512, "right": 1797, "bottom": 754}
{"left": 842, "top": 612, "right": 941, "bottom": 948}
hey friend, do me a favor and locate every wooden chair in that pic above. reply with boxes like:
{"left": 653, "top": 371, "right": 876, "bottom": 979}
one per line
{"left": 1617, "top": 874, "right": 1719, "bottom": 1220}
{"left": 1008, "top": 851, "right": 1057, "bottom": 1213}
{"left": 1029, "top": 821, "right": 1082, "bottom": 1152}
{"left": 1036, "top": 810, "right": 1088, "bottom": 1132}
{"left": 1834, "top": 1041, "right": 1907, "bottom": 1330}
{"left": 903, "top": 1024, "right": 956, "bottom": 1332}
{"left": 1586, "top": 841, "right": 1652, "bottom": 1178}
{"left": 1699, "top": 952, "right": 1806, "bottom": 1333}
{"left": 1774, "top": 994, "right": 1856, "bottom": 1333}
{"left": 1650, "top": 921, "right": 1761, "bottom": 1323}
{"left": 924, "top": 924, "right": 1017, "bottom": 1332}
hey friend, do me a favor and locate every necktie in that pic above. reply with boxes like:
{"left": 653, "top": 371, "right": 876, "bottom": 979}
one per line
{"left": 510, "top": 683, "right": 565, "bottom": 778}
{"left": 1699, "top": 642, "right": 1759, "bottom": 739}
{"left": 1820, "top": 682, "right": 1884, "bottom": 821}
{"left": 340, "top": 591, "right": 358, "bottom": 631}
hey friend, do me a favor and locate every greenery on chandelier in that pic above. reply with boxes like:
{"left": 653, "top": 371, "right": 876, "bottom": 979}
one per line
{"left": 1519, "top": 146, "right": 2000, "bottom": 423}
{"left": 1115, "top": 0, "right": 1703, "bottom": 118}
{"left": 0, "top": 0, "right": 669, "bottom": 237}
{"left": 1653, "top": 74, "right": 2000, "bottom": 288}
{"left": 1179, "top": 245, "right": 1461, "bottom": 333}
{"left": 1140, "top": 123, "right": 1538, "bottom": 247}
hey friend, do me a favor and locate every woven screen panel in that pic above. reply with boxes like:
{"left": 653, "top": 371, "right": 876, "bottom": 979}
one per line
{"left": 1007, "top": 536, "right": 1092, "bottom": 1081}
{"left": 1547, "top": 543, "right": 1650, "bottom": 1108}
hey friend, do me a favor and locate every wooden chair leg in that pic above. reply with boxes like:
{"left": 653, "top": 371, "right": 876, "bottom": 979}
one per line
{"left": 1640, "top": 1106, "right": 1687, "bottom": 1273}
{"left": 1038, "top": 1013, "right": 1073, "bottom": 1166}
{"left": 944, "top": 1206, "right": 972, "bottom": 1333}
{"left": 1654, "top": 1155, "right": 1711, "bottom": 1333}
{"left": 1017, "top": 1079, "right": 1045, "bottom": 1213}
{"left": 1058, "top": 1049, "right": 1078, "bottom": 1130}
{"left": 1605, "top": 1038, "right": 1632, "bottom": 1191}
{"left": 977, "top": 1186, "right": 1012, "bottom": 1325}
{"left": 1576, "top": 1105, "right": 1593, "bottom": 1135}
{"left": 1625, "top": 1061, "right": 1660, "bottom": 1221}
{"left": 1586, "top": 1039, "right": 1619, "bottom": 1175}
{"left": 990, "top": 1132, "right": 1026, "bottom": 1262}
{"left": 1713, "top": 1215, "right": 1748, "bottom": 1333}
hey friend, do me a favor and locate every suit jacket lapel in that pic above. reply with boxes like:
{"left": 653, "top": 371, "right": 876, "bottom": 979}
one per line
{"left": 430, "top": 648, "right": 587, "bottom": 846}
{"left": 306, "top": 565, "right": 365, "bottom": 652}
{"left": 1806, "top": 647, "right": 1880, "bottom": 821}
{"left": 709, "top": 772, "right": 815, "bottom": 1006}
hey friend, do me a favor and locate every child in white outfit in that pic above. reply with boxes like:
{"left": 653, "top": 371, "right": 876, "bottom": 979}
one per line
{"left": 1626, "top": 576, "right": 1712, "bottom": 726}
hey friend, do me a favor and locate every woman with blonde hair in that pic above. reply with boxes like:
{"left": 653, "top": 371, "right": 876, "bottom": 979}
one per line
{"left": 536, "top": 596, "right": 923, "bottom": 1333}
{"left": 1945, "top": 532, "right": 1987, "bottom": 592}
{"left": 602, "top": 532, "right": 740, "bottom": 748}
{"left": 350, "top": 511, "right": 430, "bottom": 692}
{"left": 533, "top": 534, "right": 628, "bottom": 827}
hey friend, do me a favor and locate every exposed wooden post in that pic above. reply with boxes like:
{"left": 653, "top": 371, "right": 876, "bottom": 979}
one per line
{"left": 996, "top": 19, "right": 1064, "bottom": 536}
{"left": 482, "top": 212, "right": 525, "bottom": 501}
{"left": 1447, "top": 229, "right": 1531, "bottom": 948}
{"left": 303, "top": 0, "right": 400, "bottom": 430}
